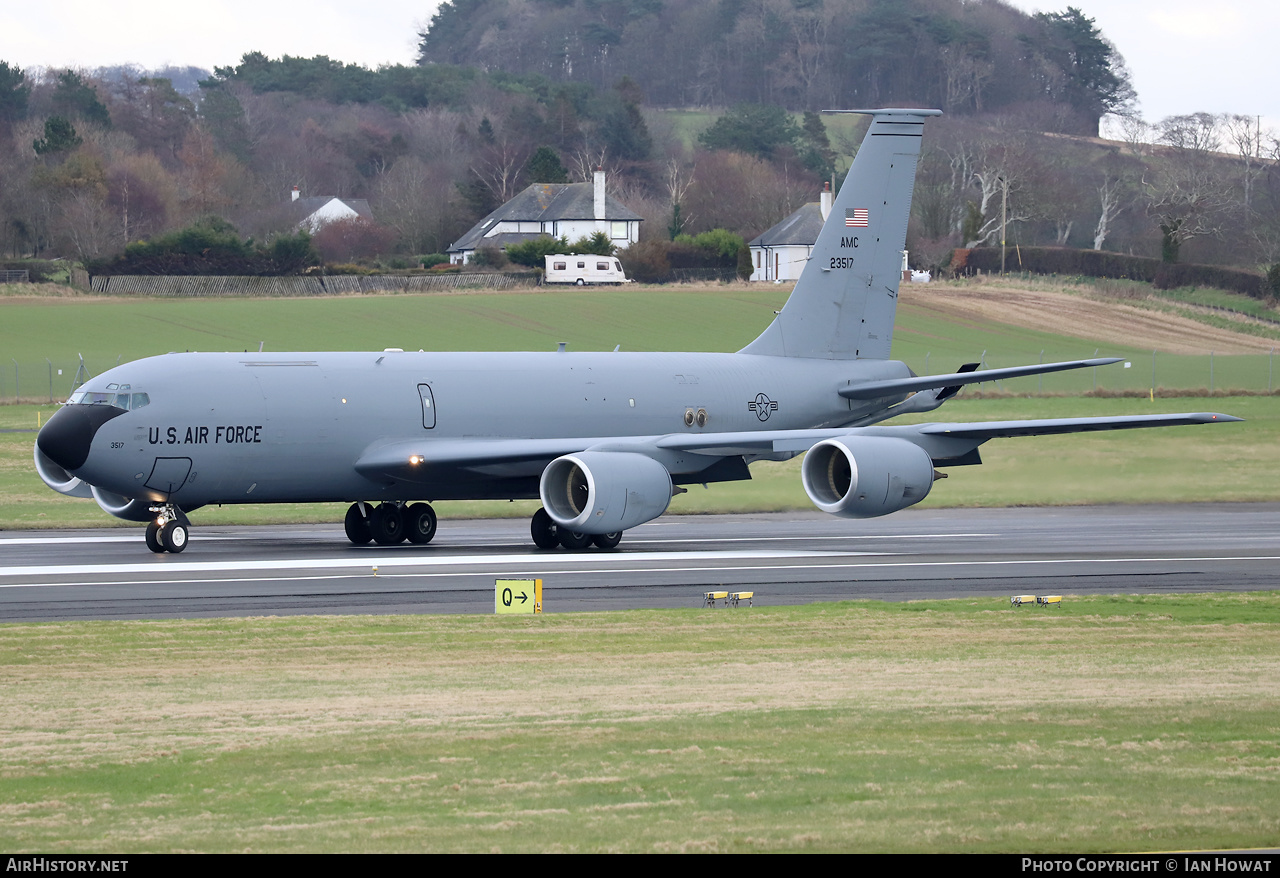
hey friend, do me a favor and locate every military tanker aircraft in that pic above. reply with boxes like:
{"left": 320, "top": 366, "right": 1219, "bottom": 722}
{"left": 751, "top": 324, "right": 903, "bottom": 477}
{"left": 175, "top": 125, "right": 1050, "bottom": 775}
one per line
{"left": 34, "top": 108, "right": 1238, "bottom": 553}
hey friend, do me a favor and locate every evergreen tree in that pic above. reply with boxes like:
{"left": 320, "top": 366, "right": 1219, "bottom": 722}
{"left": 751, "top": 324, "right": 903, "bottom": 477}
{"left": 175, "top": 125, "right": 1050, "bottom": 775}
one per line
{"left": 524, "top": 146, "right": 570, "bottom": 183}
{"left": 52, "top": 70, "right": 111, "bottom": 128}
{"left": 0, "top": 61, "right": 30, "bottom": 128}
{"left": 1032, "top": 7, "right": 1132, "bottom": 135}
{"left": 699, "top": 104, "right": 801, "bottom": 161}
{"left": 33, "top": 116, "right": 83, "bottom": 156}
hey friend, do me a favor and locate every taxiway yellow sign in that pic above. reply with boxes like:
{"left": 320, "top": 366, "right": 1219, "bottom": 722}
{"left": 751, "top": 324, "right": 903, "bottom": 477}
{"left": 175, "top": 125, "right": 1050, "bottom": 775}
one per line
{"left": 496, "top": 579, "right": 542, "bottom": 614}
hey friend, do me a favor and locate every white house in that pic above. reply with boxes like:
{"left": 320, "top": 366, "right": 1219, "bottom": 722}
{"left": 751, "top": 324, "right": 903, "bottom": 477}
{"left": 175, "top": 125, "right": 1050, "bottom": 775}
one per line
{"left": 448, "top": 169, "right": 642, "bottom": 265}
{"left": 290, "top": 187, "right": 374, "bottom": 233}
{"left": 748, "top": 183, "right": 833, "bottom": 282}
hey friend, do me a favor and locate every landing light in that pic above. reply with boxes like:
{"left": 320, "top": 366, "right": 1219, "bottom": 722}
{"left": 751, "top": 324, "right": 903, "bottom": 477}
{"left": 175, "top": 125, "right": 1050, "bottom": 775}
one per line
{"left": 409, "top": 455, "right": 424, "bottom": 465}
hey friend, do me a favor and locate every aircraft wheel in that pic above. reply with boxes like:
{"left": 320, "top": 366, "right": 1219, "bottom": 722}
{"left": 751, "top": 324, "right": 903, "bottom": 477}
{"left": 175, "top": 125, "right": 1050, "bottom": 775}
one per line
{"left": 558, "top": 529, "right": 593, "bottom": 550}
{"left": 344, "top": 503, "right": 372, "bottom": 545}
{"left": 405, "top": 503, "right": 437, "bottom": 544}
{"left": 575, "top": 278, "right": 585, "bottom": 285}
{"left": 145, "top": 520, "right": 165, "bottom": 554}
{"left": 592, "top": 532, "right": 622, "bottom": 550}
{"left": 530, "top": 508, "right": 559, "bottom": 549}
{"left": 370, "top": 503, "right": 406, "bottom": 545}
{"left": 160, "top": 520, "right": 189, "bottom": 553}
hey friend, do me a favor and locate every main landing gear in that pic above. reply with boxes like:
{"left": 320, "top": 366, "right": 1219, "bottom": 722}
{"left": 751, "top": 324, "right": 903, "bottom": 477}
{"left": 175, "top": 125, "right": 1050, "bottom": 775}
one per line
{"left": 341, "top": 502, "right": 621, "bottom": 550}
{"left": 344, "top": 501, "right": 437, "bottom": 546}
{"left": 530, "top": 507, "right": 622, "bottom": 551}
{"left": 145, "top": 504, "right": 190, "bottom": 554}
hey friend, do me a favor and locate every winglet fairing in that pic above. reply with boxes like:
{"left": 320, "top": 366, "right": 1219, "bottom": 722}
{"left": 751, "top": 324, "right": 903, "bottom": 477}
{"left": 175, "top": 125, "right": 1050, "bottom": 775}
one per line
{"left": 34, "top": 109, "right": 1239, "bottom": 553}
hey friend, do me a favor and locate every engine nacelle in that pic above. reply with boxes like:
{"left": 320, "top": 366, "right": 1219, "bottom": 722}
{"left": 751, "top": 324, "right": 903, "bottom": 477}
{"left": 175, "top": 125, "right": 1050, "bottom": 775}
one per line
{"left": 540, "top": 451, "right": 672, "bottom": 534}
{"left": 91, "top": 486, "right": 156, "bottom": 522}
{"left": 33, "top": 445, "right": 94, "bottom": 498}
{"left": 801, "top": 436, "right": 935, "bottom": 519}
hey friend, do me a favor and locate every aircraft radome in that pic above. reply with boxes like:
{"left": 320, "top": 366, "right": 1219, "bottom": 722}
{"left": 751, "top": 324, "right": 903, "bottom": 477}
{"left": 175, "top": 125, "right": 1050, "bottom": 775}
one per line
{"left": 34, "top": 108, "right": 1240, "bottom": 554}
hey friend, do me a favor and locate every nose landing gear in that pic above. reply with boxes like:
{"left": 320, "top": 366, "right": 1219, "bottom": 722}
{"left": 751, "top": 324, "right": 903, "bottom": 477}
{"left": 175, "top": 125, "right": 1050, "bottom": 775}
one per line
{"left": 145, "top": 504, "right": 189, "bottom": 554}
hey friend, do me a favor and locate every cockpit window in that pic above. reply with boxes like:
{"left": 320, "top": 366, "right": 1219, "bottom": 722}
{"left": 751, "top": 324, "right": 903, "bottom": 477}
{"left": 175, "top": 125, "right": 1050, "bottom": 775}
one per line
{"left": 67, "top": 390, "right": 149, "bottom": 410}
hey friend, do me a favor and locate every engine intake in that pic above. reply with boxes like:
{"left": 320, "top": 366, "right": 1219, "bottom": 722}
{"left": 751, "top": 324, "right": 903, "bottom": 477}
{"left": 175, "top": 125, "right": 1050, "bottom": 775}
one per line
{"left": 540, "top": 451, "right": 672, "bottom": 534}
{"left": 801, "top": 436, "right": 935, "bottom": 518}
{"left": 91, "top": 486, "right": 156, "bottom": 522}
{"left": 33, "top": 445, "right": 94, "bottom": 498}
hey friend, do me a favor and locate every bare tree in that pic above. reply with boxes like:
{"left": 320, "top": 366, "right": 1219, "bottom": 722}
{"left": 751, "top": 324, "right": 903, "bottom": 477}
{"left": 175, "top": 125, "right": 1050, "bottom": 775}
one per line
{"left": 664, "top": 157, "right": 695, "bottom": 238}
{"left": 1144, "top": 114, "right": 1232, "bottom": 262}
{"left": 1221, "top": 112, "right": 1272, "bottom": 210}
{"left": 1114, "top": 112, "right": 1154, "bottom": 157}
{"left": 1094, "top": 173, "right": 1125, "bottom": 250}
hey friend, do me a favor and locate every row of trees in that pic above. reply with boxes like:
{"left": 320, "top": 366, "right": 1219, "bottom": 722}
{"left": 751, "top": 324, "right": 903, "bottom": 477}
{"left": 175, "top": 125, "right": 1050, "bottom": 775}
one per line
{"left": 418, "top": 0, "right": 1133, "bottom": 136}
{"left": 1, "top": 29, "right": 1277, "bottom": 279}
{"left": 907, "top": 111, "right": 1280, "bottom": 273}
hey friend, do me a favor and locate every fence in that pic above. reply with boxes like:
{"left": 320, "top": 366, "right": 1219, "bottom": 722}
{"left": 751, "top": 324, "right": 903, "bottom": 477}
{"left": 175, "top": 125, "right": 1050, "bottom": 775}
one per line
{"left": 88, "top": 272, "right": 539, "bottom": 297}
{"left": 4, "top": 350, "right": 1278, "bottom": 404}
{"left": 3, "top": 357, "right": 102, "bottom": 404}
{"left": 1, "top": 269, "right": 29, "bottom": 283}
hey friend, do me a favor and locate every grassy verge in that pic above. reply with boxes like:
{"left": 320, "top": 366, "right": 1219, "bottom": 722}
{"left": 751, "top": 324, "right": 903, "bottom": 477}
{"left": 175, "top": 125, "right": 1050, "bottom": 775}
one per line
{"left": 2, "top": 594, "right": 1277, "bottom": 852}
{"left": 3, "top": 396, "right": 1268, "bottom": 530}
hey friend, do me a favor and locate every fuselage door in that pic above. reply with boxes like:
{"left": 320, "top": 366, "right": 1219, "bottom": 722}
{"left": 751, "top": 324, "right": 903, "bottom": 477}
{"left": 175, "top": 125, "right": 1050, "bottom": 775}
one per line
{"left": 418, "top": 383, "right": 436, "bottom": 429}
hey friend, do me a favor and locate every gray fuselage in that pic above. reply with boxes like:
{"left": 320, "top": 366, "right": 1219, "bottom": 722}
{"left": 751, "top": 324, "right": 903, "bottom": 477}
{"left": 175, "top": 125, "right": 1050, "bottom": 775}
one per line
{"left": 69, "top": 349, "right": 912, "bottom": 507}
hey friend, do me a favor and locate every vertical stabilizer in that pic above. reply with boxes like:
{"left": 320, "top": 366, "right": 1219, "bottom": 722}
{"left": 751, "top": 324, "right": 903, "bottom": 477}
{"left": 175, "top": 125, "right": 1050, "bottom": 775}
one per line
{"left": 741, "top": 108, "right": 941, "bottom": 360}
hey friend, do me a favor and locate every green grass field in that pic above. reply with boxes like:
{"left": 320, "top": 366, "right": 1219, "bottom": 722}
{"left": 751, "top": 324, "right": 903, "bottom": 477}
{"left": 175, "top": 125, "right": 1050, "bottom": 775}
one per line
{"left": 2, "top": 594, "right": 1277, "bottom": 852}
{"left": 3, "top": 282, "right": 1278, "bottom": 402}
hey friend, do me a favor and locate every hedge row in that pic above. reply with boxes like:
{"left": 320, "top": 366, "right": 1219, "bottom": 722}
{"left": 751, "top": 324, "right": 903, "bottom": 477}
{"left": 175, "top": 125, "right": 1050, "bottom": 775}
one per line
{"left": 619, "top": 240, "right": 752, "bottom": 284}
{"left": 957, "top": 247, "right": 1275, "bottom": 300}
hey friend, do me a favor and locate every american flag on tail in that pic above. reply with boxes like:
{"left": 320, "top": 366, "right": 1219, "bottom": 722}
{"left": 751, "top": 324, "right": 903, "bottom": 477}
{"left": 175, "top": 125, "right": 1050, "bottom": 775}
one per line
{"left": 846, "top": 208, "right": 869, "bottom": 228}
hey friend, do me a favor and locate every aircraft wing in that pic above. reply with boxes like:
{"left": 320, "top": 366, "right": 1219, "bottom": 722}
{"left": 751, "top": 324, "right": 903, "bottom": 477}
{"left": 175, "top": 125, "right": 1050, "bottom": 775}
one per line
{"left": 355, "top": 412, "right": 1240, "bottom": 483}
{"left": 906, "top": 412, "right": 1240, "bottom": 439}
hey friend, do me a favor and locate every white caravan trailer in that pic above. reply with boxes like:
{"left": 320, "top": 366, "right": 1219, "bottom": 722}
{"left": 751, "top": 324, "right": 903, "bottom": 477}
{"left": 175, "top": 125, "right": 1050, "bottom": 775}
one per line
{"left": 544, "top": 254, "right": 630, "bottom": 285}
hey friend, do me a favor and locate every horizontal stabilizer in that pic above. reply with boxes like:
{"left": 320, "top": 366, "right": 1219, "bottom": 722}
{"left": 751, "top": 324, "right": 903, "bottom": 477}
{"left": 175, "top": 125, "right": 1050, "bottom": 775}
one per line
{"left": 839, "top": 357, "right": 1123, "bottom": 400}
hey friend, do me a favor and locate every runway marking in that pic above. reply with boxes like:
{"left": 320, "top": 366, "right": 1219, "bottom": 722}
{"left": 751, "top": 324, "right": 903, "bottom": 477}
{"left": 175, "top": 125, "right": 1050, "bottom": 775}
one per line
{"left": 4, "top": 555, "right": 1280, "bottom": 590}
{"left": 0, "top": 548, "right": 871, "bottom": 579}
{"left": 0, "top": 535, "right": 238, "bottom": 546}
{"left": 0, "top": 532, "right": 995, "bottom": 546}
{"left": 626, "top": 533, "right": 997, "bottom": 544}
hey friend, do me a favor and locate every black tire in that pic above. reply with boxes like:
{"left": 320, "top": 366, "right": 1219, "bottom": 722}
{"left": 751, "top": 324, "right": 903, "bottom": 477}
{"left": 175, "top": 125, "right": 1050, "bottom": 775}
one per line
{"left": 370, "top": 503, "right": 406, "bottom": 545}
{"left": 558, "top": 528, "right": 592, "bottom": 550}
{"left": 160, "top": 520, "right": 188, "bottom": 553}
{"left": 405, "top": 502, "right": 437, "bottom": 544}
{"left": 145, "top": 520, "right": 165, "bottom": 554}
{"left": 344, "top": 503, "right": 372, "bottom": 545}
{"left": 530, "top": 508, "right": 559, "bottom": 550}
{"left": 592, "top": 531, "right": 622, "bottom": 549}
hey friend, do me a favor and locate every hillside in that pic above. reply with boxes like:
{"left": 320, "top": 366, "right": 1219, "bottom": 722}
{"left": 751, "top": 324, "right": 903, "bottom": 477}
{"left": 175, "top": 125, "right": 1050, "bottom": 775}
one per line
{"left": 901, "top": 277, "right": 1280, "bottom": 355}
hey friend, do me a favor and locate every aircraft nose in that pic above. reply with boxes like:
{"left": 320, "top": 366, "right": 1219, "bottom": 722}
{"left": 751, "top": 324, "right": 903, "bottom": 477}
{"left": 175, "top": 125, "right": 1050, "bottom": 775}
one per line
{"left": 36, "top": 404, "right": 126, "bottom": 472}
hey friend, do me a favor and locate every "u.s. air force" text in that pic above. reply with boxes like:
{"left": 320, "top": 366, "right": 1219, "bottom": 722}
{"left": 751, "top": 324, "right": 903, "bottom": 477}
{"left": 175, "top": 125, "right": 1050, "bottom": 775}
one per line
{"left": 148, "top": 426, "right": 262, "bottom": 445}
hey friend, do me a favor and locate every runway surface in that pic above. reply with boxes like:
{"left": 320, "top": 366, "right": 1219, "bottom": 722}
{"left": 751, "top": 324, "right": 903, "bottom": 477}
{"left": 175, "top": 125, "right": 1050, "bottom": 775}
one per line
{"left": 2, "top": 504, "right": 1279, "bottom": 620}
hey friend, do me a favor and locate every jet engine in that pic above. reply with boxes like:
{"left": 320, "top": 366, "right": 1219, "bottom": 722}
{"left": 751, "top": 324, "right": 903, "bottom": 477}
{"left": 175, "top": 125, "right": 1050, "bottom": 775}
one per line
{"left": 801, "top": 436, "right": 936, "bottom": 518}
{"left": 90, "top": 486, "right": 156, "bottom": 522}
{"left": 540, "top": 451, "right": 673, "bottom": 534}
{"left": 33, "top": 445, "right": 94, "bottom": 499}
